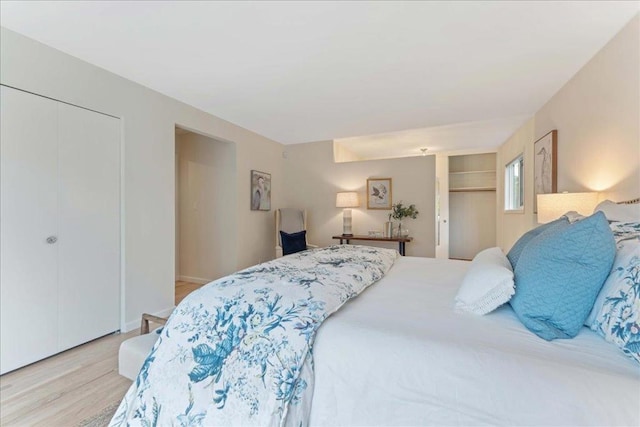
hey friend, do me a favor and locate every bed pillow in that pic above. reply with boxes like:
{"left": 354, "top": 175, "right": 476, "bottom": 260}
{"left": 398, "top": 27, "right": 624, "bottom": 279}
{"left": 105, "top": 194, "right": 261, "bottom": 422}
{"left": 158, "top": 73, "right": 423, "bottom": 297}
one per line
{"left": 594, "top": 200, "right": 640, "bottom": 222}
{"left": 506, "top": 217, "right": 569, "bottom": 269}
{"left": 608, "top": 221, "right": 640, "bottom": 244}
{"left": 589, "top": 239, "right": 640, "bottom": 363}
{"left": 586, "top": 221, "right": 640, "bottom": 327}
{"left": 455, "top": 247, "right": 515, "bottom": 315}
{"left": 280, "top": 230, "right": 307, "bottom": 256}
{"left": 510, "top": 211, "right": 616, "bottom": 340}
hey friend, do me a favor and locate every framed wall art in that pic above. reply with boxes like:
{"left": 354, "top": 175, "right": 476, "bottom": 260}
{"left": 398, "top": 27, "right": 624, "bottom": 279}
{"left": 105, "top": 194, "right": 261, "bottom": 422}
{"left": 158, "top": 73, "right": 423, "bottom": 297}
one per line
{"left": 367, "top": 178, "right": 392, "bottom": 210}
{"left": 250, "top": 170, "right": 271, "bottom": 211}
{"left": 533, "top": 130, "right": 557, "bottom": 213}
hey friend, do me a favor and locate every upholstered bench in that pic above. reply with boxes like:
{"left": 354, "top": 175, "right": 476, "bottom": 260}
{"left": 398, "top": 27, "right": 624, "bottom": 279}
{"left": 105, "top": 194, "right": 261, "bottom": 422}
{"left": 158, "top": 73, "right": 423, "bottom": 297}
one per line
{"left": 118, "top": 313, "right": 167, "bottom": 380}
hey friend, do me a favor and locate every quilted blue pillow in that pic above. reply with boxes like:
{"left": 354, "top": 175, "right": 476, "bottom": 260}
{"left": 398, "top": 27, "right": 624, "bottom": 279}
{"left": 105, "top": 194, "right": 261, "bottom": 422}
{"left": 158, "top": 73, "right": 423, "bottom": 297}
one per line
{"left": 507, "top": 217, "right": 569, "bottom": 269}
{"left": 510, "top": 211, "right": 616, "bottom": 340}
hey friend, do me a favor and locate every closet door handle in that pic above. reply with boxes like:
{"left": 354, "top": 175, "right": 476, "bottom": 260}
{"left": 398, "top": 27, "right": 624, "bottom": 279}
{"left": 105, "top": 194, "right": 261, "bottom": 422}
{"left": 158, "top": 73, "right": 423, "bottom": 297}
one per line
{"left": 46, "top": 236, "right": 57, "bottom": 244}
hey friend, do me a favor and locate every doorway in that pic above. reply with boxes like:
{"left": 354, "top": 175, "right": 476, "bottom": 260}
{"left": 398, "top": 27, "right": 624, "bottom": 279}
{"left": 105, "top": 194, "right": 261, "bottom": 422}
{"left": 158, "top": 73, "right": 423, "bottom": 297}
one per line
{"left": 175, "top": 126, "right": 237, "bottom": 303}
{"left": 435, "top": 152, "right": 497, "bottom": 260}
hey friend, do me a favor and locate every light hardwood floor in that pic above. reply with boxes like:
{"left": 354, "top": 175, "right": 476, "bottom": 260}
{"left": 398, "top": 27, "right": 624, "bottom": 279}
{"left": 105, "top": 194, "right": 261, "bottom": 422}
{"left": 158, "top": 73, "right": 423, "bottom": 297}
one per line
{"left": 0, "top": 281, "right": 203, "bottom": 426}
{"left": 175, "top": 280, "right": 204, "bottom": 304}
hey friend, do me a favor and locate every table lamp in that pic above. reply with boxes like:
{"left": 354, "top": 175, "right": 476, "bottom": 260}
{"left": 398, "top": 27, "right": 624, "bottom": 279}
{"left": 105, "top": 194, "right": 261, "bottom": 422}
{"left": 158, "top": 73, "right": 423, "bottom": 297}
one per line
{"left": 336, "top": 192, "right": 359, "bottom": 236}
{"left": 537, "top": 192, "right": 599, "bottom": 224}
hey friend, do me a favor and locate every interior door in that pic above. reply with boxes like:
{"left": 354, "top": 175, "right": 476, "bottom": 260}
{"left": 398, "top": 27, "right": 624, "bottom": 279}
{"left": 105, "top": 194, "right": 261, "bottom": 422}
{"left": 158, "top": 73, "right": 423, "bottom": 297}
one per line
{"left": 0, "top": 86, "right": 60, "bottom": 374}
{"left": 57, "top": 102, "right": 120, "bottom": 350}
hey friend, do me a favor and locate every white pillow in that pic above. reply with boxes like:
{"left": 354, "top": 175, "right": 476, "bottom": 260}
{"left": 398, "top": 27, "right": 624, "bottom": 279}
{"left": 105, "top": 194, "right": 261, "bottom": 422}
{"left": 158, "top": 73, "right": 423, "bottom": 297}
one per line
{"left": 455, "top": 247, "right": 515, "bottom": 315}
{"left": 594, "top": 200, "right": 640, "bottom": 222}
{"left": 563, "top": 210, "right": 586, "bottom": 223}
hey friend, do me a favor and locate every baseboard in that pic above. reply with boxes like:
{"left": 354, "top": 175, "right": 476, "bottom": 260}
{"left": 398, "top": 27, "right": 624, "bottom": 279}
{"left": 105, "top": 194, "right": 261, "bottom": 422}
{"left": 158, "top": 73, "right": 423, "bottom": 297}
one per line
{"left": 123, "top": 306, "right": 175, "bottom": 333}
{"left": 177, "top": 275, "right": 211, "bottom": 285}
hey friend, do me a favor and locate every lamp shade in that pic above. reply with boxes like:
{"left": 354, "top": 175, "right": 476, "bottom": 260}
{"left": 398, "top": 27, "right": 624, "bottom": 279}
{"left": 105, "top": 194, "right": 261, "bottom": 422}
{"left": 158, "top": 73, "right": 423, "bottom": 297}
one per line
{"left": 336, "top": 192, "right": 359, "bottom": 208}
{"left": 537, "top": 192, "right": 599, "bottom": 224}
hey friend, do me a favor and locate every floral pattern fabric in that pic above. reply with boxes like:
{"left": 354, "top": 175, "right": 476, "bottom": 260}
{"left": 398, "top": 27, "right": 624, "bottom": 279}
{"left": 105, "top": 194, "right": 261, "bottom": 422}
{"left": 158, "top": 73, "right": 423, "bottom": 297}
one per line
{"left": 110, "top": 245, "right": 397, "bottom": 427}
{"left": 609, "top": 221, "right": 640, "bottom": 246}
{"left": 591, "top": 222, "right": 640, "bottom": 364}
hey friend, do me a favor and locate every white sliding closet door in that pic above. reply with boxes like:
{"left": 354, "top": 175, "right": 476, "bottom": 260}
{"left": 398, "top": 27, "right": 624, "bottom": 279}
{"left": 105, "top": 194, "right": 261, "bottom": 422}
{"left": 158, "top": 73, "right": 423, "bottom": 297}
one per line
{"left": 57, "top": 103, "right": 120, "bottom": 349}
{"left": 1, "top": 86, "right": 60, "bottom": 372}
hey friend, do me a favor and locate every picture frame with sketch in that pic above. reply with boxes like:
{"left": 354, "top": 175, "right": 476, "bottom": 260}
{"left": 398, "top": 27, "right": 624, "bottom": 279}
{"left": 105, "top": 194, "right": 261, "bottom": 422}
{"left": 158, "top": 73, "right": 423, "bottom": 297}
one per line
{"left": 250, "top": 170, "right": 271, "bottom": 211}
{"left": 367, "top": 178, "right": 392, "bottom": 210}
{"left": 534, "top": 130, "right": 557, "bottom": 213}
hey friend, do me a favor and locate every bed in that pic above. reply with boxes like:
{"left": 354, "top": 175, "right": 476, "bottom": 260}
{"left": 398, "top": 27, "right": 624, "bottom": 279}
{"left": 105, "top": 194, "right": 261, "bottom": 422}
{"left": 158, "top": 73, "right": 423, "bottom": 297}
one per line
{"left": 111, "top": 203, "right": 640, "bottom": 427}
{"left": 311, "top": 256, "right": 640, "bottom": 426}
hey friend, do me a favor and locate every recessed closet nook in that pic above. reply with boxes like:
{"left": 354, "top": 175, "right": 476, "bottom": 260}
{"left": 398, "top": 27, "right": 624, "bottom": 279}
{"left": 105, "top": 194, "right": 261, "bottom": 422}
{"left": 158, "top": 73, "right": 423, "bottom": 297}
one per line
{"left": 436, "top": 152, "right": 497, "bottom": 261}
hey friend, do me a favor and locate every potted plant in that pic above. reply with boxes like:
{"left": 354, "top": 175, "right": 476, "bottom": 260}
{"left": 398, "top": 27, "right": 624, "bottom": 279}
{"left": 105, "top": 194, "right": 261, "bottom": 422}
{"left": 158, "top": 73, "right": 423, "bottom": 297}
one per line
{"left": 389, "top": 202, "right": 419, "bottom": 237}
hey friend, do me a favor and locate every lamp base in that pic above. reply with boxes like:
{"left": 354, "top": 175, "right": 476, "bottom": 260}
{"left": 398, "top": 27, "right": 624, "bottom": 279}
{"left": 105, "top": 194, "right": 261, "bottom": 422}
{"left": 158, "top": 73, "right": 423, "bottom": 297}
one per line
{"left": 342, "top": 208, "right": 353, "bottom": 237}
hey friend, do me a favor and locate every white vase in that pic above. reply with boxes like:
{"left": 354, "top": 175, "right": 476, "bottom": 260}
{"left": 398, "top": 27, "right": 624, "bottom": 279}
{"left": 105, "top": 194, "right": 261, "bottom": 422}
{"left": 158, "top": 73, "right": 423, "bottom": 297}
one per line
{"left": 384, "top": 221, "right": 393, "bottom": 238}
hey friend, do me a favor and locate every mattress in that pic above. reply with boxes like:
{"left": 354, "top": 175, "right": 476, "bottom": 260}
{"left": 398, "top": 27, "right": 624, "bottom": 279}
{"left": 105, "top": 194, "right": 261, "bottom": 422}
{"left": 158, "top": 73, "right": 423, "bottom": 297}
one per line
{"left": 310, "top": 256, "right": 640, "bottom": 426}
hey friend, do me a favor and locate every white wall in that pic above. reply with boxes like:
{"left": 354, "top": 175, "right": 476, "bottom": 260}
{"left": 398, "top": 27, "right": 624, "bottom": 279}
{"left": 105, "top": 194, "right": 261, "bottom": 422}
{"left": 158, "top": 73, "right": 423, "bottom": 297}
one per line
{"left": 496, "top": 14, "right": 639, "bottom": 250}
{"left": 0, "top": 27, "right": 285, "bottom": 331}
{"left": 496, "top": 118, "right": 536, "bottom": 251}
{"left": 534, "top": 14, "right": 639, "bottom": 202}
{"left": 283, "top": 141, "right": 436, "bottom": 257}
{"left": 333, "top": 141, "right": 363, "bottom": 162}
{"left": 177, "top": 132, "right": 237, "bottom": 283}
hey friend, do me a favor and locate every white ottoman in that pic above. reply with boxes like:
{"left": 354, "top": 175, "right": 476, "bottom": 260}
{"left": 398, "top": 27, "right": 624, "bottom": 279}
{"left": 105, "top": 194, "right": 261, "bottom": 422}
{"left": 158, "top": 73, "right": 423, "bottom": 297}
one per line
{"left": 118, "top": 329, "right": 161, "bottom": 380}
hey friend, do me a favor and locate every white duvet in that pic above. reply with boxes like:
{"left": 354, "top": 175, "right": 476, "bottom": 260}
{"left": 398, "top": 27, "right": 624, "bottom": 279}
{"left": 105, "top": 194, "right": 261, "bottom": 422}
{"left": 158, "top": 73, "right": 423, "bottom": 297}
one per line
{"left": 310, "top": 256, "right": 640, "bottom": 426}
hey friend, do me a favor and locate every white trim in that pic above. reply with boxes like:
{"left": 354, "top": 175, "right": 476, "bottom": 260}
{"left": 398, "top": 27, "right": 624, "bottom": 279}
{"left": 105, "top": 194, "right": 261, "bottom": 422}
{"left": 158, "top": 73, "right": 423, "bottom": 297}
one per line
{"left": 119, "top": 117, "right": 126, "bottom": 333}
{"left": 177, "top": 275, "right": 212, "bottom": 285}
{"left": 123, "top": 306, "right": 175, "bottom": 333}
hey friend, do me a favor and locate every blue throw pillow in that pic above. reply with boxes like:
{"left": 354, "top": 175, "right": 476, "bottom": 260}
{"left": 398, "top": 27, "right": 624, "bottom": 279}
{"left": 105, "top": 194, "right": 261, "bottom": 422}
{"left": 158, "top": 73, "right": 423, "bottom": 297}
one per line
{"left": 507, "top": 217, "right": 569, "bottom": 269}
{"left": 280, "top": 230, "right": 307, "bottom": 256}
{"left": 510, "top": 211, "right": 616, "bottom": 340}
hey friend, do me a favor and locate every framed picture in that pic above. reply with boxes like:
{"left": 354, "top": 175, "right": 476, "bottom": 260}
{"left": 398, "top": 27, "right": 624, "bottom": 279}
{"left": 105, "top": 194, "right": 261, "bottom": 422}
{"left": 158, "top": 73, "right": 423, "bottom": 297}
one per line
{"left": 250, "top": 170, "right": 271, "bottom": 211}
{"left": 367, "top": 178, "right": 392, "bottom": 210}
{"left": 533, "top": 130, "right": 557, "bottom": 213}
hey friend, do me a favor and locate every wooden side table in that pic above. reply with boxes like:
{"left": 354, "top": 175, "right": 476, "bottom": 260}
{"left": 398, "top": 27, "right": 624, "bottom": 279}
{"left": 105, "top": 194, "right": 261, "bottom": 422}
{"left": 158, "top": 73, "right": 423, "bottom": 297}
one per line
{"left": 332, "top": 235, "right": 413, "bottom": 256}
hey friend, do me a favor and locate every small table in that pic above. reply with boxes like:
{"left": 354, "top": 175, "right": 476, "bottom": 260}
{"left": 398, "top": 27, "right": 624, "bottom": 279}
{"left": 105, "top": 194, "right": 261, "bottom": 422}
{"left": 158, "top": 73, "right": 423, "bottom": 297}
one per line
{"left": 332, "top": 235, "right": 413, "bottom": 256}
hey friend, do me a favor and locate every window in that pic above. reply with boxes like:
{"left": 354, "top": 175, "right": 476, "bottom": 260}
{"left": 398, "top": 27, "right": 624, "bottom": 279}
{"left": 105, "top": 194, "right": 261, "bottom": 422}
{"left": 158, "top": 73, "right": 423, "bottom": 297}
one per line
{"left": 505, "top": 155, "right": 524, "bottom": 211}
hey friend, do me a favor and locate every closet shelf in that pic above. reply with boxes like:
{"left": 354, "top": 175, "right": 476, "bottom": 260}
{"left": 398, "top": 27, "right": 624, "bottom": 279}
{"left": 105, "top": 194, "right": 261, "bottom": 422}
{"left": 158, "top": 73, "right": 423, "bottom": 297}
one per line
{"left": 449, "top": 187, "right": 496, "bottom": 192}
{"left": 448, "top": 170, "right": 496, "bottom": 175}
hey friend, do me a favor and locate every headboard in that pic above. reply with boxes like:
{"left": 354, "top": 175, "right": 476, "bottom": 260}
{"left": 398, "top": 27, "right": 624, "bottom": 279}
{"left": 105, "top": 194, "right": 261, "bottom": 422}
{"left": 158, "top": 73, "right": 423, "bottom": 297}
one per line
{"left": 618, "top": 198, "right": 640, "bottom": 205}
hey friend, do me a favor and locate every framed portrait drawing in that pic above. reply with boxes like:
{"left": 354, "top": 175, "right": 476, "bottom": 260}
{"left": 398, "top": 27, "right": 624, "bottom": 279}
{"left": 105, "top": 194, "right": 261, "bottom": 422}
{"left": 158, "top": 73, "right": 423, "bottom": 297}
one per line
{"left": 367, "top": 178, "right": 392, "bottom": 210}
{"left": 250, "top": 170, "right": 271, "bottom": 211}
{"left": 533, "top": 130, "right": 557, "bottom": 213}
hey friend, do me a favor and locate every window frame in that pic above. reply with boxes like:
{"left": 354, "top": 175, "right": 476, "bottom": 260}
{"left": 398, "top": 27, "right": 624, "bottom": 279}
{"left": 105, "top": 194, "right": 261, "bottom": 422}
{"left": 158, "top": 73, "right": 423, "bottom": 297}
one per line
{"left": 504, "top": 154, "right": 524, "bottom": 213}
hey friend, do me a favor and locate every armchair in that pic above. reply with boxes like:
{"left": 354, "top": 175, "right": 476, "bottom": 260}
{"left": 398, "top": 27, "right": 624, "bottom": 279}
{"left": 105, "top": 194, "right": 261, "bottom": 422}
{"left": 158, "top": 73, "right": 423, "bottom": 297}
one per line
{"left": 275, "top": 208, "right": 317, "bottom": 258}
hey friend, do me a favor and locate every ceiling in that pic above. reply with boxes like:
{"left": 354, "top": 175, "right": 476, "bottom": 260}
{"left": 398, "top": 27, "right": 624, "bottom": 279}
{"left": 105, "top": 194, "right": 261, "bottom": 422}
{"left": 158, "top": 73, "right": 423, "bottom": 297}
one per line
{"left": 334, "top": 115, "right": 531, "bottom": 161}
{"left": 1, "top": 1, "right": 638, "bottom": 149}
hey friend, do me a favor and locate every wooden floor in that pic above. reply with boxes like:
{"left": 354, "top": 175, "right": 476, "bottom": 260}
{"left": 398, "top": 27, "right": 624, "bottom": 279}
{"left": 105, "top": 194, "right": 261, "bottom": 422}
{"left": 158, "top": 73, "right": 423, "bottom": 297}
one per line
{"left": 175, "top": 280, "right": 203, "bottom": 304}
{"left": 0, "top": 281, "right": 203, "bottom": 426}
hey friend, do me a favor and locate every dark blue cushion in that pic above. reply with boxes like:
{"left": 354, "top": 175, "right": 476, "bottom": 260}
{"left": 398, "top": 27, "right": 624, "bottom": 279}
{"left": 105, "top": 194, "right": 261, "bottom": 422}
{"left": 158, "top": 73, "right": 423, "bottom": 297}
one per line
{"left": 510, "top": 211, "right": 616, "bottom": 340}
{"left": 507, "top": 217, "right": 569, "bottom": 269}
{"left": 280, "top": 230, "right": 307, "bottom": 256}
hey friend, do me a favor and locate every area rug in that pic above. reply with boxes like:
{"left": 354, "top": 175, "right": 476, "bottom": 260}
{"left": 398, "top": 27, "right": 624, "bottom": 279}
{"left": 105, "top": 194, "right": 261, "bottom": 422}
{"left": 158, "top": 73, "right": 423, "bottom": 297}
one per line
{"left": 78, "top": 401, "right": 120, "bottom": 427}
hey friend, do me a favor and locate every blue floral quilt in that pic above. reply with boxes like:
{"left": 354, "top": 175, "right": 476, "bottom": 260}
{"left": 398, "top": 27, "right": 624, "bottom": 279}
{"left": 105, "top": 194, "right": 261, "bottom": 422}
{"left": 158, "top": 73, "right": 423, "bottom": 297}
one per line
{"left": 110, "top": 245, "right": 397, "bottom": 426}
